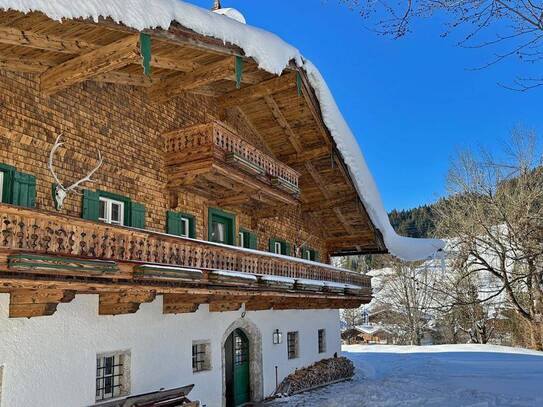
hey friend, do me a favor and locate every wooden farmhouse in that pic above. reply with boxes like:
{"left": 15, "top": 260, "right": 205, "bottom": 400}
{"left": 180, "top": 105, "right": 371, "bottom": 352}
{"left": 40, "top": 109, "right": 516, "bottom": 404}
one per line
{"left": 0, "top": 1, "right": 442, "bottom": 406}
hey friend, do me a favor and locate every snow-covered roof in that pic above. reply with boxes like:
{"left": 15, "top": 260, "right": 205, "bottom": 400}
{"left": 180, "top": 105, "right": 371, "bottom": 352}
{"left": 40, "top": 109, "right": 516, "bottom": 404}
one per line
{"left": 353, "top": 324, "right": 391, "bottom": 335}
{"left": 0, "top": 0, "right": 445, "bottom": 261}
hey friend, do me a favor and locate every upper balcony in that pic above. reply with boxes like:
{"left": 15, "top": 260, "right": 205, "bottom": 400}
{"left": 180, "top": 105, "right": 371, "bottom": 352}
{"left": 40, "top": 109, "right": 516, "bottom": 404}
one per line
{"left": 0, "top": 203, "right": 371, "bottom": 318}
{"left": 165, "top": 121, "right": 301, "bottom": 208}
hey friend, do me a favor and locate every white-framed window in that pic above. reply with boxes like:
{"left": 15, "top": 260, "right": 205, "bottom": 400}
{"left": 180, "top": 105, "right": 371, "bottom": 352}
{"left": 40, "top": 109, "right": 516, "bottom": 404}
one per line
{"left": 238, "top": 231, "right": 245, "bottom": 248}
{"left": 287, "top": 331, "right": 299, "bottom": 359}
{"left": 0, "top": 171, "right": 4, "bottom": 202}
{"left": 318, "top": 329, "right": 326, "bottom": 353}
{"left": 96, "top": 351, "right": 130, "bottom": 402}
{"left": 274, "top": 241, "right": 282, "bottom": 254}
{"left": 192, "top": 341, "right": 212, "bottom": 373}
{"left": 181, "top": 217, "right": 190, "bottom": 238}
{"left": 99, "top": 197, "right": 124, "bottom": 226}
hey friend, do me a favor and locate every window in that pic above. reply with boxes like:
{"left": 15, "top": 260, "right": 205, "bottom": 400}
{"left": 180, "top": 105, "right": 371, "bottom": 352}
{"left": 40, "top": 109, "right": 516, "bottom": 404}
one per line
{"left": 181, "top": 217, "right": 190, "bottom": 237}
{"left": 239, "top": 229, "right": 257, "bottom": 249}
{"left": 167, "top": 211, "right": 195, "bottom": 238}
{"left": 302, "top": 247, "right": 319, "bottom": 262}
{"left": 99, "top": 197, "right": 124, "bottom": 225}
{"left": 318, "top": 329, "right": 326, "bottom": 353}
{"left": 83, "top": 190, "right": 145, "bottom": 229}
{"left": 0, "top": 163, "right": 36, "bottom": 208}
{"left": 192, "top": 341, "right": 211, "bottom": 373}
{"left": 208, "top": 208, "right": 236, "bottom": 245}
{"left": 287, "top": 331, "right": 299, "bottom": 359}
{"left": 96, "top": 352, "right": 130, "bottom": 401}
{"left": 269, "top": 238, "right": 290, "bottom": 256}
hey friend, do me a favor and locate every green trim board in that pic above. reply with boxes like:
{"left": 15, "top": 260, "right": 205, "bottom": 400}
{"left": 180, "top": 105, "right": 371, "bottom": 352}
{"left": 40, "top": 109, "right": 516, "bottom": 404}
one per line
{"left": 139, "top": 32, "right": 152, "bottom": 76}
{"left": 208, "top": 207, "right": 236, "bottom": 245}
{"left": 8, "top": 253, "right": 119, "bottom": 275}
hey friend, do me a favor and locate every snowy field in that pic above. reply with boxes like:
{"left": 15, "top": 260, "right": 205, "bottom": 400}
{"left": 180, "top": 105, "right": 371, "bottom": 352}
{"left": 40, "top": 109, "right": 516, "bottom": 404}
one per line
{"left": 266, "top": 344, "right": 543, "bottom": 406}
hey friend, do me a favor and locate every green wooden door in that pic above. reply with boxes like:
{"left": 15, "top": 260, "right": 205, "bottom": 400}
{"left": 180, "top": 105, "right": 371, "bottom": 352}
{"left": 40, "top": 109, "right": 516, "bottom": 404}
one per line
{"left": 233, "top": 329, "right": 250, "bottom": 406}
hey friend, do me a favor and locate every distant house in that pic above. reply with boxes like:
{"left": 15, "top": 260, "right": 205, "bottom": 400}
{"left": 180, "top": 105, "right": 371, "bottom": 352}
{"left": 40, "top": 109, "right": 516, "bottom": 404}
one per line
{"left": 342, "top": 324, "right": 394, "bottom": 345}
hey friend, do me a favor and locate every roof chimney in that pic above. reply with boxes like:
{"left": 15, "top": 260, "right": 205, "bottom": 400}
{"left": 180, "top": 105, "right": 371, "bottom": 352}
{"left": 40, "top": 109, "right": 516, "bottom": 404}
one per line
{"left": 212, "top": 0, "right": 222, "bottom": 10}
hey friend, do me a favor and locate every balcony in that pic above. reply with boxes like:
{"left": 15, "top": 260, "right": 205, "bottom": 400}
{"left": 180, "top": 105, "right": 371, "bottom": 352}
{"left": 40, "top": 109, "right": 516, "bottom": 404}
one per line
{"left": 0, "top": 204, "right": 371, "bottom": 317}
{"left": 164, "top": 121, "right": 301, "bottom": 208}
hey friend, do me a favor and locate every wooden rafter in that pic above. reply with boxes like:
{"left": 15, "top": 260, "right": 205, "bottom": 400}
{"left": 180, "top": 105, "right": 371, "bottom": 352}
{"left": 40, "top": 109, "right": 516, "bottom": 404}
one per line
{"left": 278, "top": 145, "right": 331, "bottom": 166}
{"left": 264, "top": 95, "right": 303, "bottom": 153}
{"left": 219, "top": 71, "right": 297, "bottom": 108}
{"left": 98, "top": 291, "right": 156, "bottom": 316}
{"left": 148, "top": 57, "right": 235, "bottom": 102}
{"left": 0, "top": 25, "right": 95, "bottom": 53}
{"left": 91, "top": 71, "right": 155, "bottom": 87}
{"left": 40, "top": 34, "right": 140, "bottom": 94}
{"left": 235, "top": 106, "right": 275, "bottom": 156}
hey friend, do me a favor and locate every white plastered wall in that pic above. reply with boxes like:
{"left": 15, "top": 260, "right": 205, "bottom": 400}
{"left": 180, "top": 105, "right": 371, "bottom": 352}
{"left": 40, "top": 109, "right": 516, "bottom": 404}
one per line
{"left": 0, "top": 294, "right": 341, "bottom": 407}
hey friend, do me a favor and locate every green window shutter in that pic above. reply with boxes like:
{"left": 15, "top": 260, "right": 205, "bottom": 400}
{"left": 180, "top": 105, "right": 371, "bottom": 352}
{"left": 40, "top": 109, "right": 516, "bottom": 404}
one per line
{"left": 187, "top": 215, "right": 196, "bottom": 238}
{"left": 284, "top": 242, "right": 291, "bottom": 256}
{"left": 0, "top": 164, "right": 15, "bottom": 204}
{"left": 269, "top": 238, "right": 276, "bottom": 253}
{"left": 12, "top": 172, "right": 36, "bottom": 208}
{"left": 82, "top": 189, "right": 100, "bottom": 221}
{"left": 130, "top": 202, "right": 146, "bottom": 229}
{"left": 301, "top": 247, "right": 308, "bottom": 259}
{"left": 167, "top": 211, "right": 182, "bottom": 236}
{"left": 248, "top": 232, "right": 257, "bottom": 250}
{"left": 314, "top": 250, "right": 320, "bottom": 262}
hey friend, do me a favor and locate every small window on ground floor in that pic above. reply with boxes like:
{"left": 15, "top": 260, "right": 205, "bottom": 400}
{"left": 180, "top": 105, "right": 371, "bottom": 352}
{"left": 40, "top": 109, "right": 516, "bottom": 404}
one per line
{"left": 96, "top": 351, "right": 130, "bottom": 402}
{"left": 287, "top": 331, "right": 299, "bottom": 359}
{"left": 192, "top": 341, "right": 212, "bottom": 373}
{"left": 318, "top": 329, "right": 326, "bottom": 353}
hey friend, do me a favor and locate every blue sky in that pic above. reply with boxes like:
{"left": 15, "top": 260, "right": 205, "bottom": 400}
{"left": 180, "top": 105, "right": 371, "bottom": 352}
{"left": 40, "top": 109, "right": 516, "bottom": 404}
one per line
{"left": 189, "top": 0, "right": 542, "bottom": 210}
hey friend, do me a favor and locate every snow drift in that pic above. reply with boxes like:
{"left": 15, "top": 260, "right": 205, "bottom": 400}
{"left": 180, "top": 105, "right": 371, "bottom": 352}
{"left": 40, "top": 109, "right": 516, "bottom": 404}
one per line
{"left": 0, "top": 0, "right": 445, "bottom": 261}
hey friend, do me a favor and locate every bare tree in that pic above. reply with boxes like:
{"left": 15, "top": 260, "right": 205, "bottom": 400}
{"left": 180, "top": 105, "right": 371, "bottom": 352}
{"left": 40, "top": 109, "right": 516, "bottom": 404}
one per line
{"left": 436, "top": 128, "right": 543, "bottom": 349}
{"left": 339, "top": 0, "right": 543, "bottom": 89}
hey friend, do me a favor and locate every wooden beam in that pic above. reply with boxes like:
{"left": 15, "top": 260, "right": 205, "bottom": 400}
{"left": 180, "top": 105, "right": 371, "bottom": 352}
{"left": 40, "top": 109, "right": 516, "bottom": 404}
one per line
{"left": 278, "top": 145, "right": 331, "bottom": 166}
{"left": 264, "top": 95, "right": 303, "bottom": 153}
{"left": 209, "top": 301, "right": 242, "bottom": 312}
{"left": 235, "top": 107, "right": 274, "bottom": 156}
{"left": 98, "top": 291, "right": 156, "bottom": 316}
{"left": 9, "top": 289, "right": 75, "bottom": 318}
{"left": 334, "top": 207, "right": 354, "bottom": 234}
{"left": 219, "top": 71, "right": 297, "bottom": 108}
{"left": 40, "top": 34, "right": 140, "bottom": 94}
{"left": 148, "top": 57, "right": 235, "bottom": 102}
{"left": 0, "top": 26, "right": 96, "bottom": 54}
{"left": 163, "top": 293, "right": 207, "bottom": 314}
{"left": 304, "top": 161, "right": 332, "bottom": 200}
{"left": 0, "top": 56, "right": 54, "bottom": 73}
{"left": 301, "top": 192, "right": 358, "bottom": 213}
{"left": 91, "top": 71, "right": 155, "bottom": 87}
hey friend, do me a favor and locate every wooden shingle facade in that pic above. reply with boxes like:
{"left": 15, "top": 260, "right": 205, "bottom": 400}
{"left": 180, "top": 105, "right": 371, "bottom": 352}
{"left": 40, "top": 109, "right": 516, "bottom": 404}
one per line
{"left": 0, "top": 9, "right": 383, "bottom": 319}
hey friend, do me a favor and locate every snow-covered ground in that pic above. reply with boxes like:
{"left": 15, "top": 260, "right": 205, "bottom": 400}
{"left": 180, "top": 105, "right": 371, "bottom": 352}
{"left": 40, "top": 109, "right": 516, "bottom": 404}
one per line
{"left": 266, "top": 344, "right": 543, "bottom": 406}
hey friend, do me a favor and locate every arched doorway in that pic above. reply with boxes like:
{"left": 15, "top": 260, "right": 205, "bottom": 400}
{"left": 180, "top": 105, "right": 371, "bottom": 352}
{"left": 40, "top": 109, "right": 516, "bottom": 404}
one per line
{"left": 225, "top": 329, "right": 250, "bottom": 406}
{"left": 221, "top": 318, "right": 263, "bottom": 407}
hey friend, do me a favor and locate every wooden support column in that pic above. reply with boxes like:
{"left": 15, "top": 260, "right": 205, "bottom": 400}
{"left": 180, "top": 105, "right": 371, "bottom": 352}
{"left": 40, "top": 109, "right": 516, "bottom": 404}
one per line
{"left": 9, "top": 289, "right": 75, "bottom": 318}
{"left": 99, "top": 291, "right": 156, "bottom": 316}
{"left": 40, "top": 34, "right": 141, "bottom": 94}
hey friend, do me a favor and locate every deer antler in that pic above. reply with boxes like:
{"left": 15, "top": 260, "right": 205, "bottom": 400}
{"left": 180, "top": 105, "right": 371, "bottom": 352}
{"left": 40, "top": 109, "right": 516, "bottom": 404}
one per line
{"left": 48, "top": 133, "right": 65, "bottom": 189}
{"left": 64, "top": 149, "right": 103, "bottom": 192}
{"left": 48, "top": 133, "right": 104, "bottom": 210}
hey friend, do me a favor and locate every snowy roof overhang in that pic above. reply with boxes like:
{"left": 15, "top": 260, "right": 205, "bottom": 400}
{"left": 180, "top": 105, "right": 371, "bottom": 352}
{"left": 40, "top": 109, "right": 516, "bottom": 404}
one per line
{"left": 0, "top": 0, "right": 445, "bottom": 261}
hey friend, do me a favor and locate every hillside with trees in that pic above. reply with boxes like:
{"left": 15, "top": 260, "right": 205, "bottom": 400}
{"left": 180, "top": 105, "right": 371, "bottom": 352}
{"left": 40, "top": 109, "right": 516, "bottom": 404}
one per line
{"left": 388, "top": 205, "right": 437, "bottom": 238}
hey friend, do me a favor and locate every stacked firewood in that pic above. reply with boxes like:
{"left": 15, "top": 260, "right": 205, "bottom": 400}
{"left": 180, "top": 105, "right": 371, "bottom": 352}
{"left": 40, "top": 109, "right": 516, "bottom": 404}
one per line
{"left": 274, "top": 356, "right": 355, "bottom": 396}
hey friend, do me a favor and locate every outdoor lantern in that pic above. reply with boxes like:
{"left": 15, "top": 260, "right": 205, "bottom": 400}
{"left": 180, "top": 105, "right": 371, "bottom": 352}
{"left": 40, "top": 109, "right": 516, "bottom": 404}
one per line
{"left": 272, "top": 329, "right": 283, "bottom": 345}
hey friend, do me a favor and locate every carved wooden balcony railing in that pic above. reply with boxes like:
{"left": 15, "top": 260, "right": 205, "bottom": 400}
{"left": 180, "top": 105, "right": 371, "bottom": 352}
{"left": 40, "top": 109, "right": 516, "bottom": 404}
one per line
{"left": 164, "top": 121, "right": 301, "bottom": 208}
{"left": 0, "top": 204, "right": 371, "bottom": 290}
